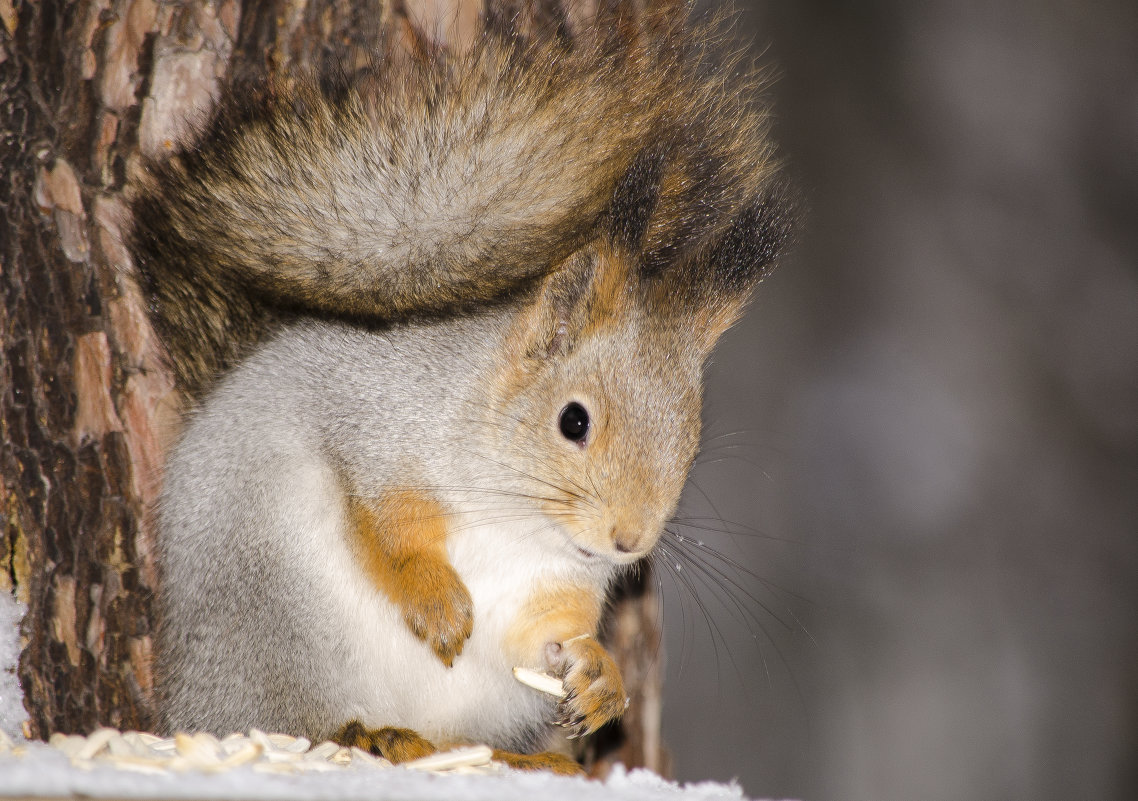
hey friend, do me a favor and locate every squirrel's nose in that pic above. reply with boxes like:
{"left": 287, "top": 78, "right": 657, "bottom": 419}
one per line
{"left": 612, "top": 529, "right": 642, "bottom": 555}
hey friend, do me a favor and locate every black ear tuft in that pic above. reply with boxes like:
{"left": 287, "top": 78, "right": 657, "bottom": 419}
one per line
{"left": 705, "top": 178, "right": 798, "bottom": 294}
{"left": 606, "top": 147, "right": 667, "bottom": 253}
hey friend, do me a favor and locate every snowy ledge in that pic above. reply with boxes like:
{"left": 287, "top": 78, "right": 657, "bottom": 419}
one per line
{"left": 1, "top": 582, "right": 767, "bottom": 801}
{"left": 0, "top": 738, "right": 752, "bottom": 801}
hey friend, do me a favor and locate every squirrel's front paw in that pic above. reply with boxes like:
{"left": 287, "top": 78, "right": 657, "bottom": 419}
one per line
{"left": 398, "top": 560, "right": 474, "bottom": 667}
{"left": 547, "top": 635, "right": 627, "bottom": 738}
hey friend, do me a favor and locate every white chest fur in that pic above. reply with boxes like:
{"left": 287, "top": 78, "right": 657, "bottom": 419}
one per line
{"left": 316, "top": 505, "right": 607, "bottom": 748}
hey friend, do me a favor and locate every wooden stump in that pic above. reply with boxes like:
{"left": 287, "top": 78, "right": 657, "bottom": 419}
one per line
{"left": 1, "top": 0, "right": 666, "bottom": 773}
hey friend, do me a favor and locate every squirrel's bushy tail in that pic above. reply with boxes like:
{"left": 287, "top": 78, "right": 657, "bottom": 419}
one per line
{"left": 129, "top": 4, "right": 789, "bottom": 395}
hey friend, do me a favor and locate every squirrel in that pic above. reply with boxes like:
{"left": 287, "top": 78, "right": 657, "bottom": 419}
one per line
{"left": 127, "top": 3, "right": 793, "bottom": 775}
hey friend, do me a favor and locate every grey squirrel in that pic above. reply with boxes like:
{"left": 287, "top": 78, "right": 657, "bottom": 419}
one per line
{"left": 128, "top": 4, "right": 793, "bottom": 774}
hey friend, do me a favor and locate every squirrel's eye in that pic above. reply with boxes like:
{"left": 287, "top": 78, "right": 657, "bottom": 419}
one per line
{"left": 558, "top": 402, "right": 590, "bottom": 443}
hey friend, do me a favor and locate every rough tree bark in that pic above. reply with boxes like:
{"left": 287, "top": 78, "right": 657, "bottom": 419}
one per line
{"left": 0, "top": 0, "right": 666, "bottom": 776}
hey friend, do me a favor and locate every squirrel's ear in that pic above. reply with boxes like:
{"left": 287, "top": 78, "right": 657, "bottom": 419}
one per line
{"left": 650, "top": 180, "right": 797, "bottom": 353}
{"left": 509, "top": 249, "right": 598, "bottom": 360}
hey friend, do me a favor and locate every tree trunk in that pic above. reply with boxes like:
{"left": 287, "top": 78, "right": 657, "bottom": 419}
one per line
{"left": 1, "top": 0, "right": 665, "bottom": 774}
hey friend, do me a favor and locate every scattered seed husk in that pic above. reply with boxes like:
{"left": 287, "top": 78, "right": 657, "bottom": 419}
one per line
{"left": 21, "top": 726, "right": 506, "bottom": 777}
{"left": 404, "top": 745, "right": 494, "bottom": 772}
{"left": 76, "top": 728, "right": 119, "bottom": 760}
{"left": 513, "top": 666, "right": 567, "bottom": 698}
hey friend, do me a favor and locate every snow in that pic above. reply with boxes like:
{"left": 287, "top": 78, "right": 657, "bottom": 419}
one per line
{"left": 0, "top": 591, "right": 28, "bottom": 740}
{"left": 0, "top": 593, "right": 766, "bottom": 800}
{"left": 0, "top": 742, "right": 751, "bottom": 800}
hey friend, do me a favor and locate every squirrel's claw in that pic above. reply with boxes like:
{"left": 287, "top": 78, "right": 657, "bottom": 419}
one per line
{"left": 553, "top": 636, "right": 626, "bottom": 736}
{"left": 554, "top": 711, "right": 587, "bottom": 739}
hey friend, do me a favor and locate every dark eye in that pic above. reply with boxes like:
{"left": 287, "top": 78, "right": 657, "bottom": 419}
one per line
{"left": 558, "top": 402, "right": 590, "bottom": 443}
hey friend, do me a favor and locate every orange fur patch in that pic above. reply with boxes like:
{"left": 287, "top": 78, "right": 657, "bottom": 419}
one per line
{"left": 504, "top": 581, "right": 604, "bottom": 667}
{"left": 350, "top": 489, "right": 450, "bottom": 557}
{"left": 348, "top": 491, "right": 473, "bottom": 666}
{"left": 491, "top": 749, "right": 583, "bottom": 775}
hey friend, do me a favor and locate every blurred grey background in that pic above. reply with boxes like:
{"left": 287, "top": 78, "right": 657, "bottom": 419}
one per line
{"left": 658, "top": 2, "right": 1138, "bottom": 800}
